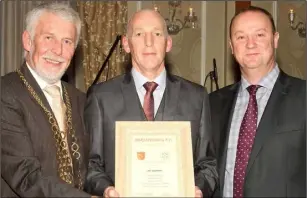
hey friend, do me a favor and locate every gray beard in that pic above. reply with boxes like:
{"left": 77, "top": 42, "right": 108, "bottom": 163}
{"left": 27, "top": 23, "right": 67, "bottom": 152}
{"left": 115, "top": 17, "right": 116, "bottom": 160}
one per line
{"left": 28, "top": 51, "right": 67, "bottom": 84}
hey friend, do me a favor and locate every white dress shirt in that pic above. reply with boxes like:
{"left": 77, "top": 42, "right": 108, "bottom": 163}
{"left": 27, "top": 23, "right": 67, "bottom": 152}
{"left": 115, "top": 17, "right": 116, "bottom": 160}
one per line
{"left": 223, "top": 64, "right": 280, "bottom": 197}
{"left": 26, "top": 62, "right": 63, "bottom": 104}
{"left": 131, "top": 67, "right": 166, "bottom": 116}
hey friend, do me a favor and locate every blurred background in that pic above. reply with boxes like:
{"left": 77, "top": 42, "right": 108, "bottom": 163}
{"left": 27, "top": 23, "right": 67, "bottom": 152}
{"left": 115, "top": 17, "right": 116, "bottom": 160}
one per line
{"left": 1, "top": 1, "right": 305, "bottom": 93}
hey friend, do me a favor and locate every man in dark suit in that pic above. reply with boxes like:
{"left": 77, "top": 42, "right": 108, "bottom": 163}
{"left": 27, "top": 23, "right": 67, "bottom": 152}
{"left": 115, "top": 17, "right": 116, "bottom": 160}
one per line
{"left": 210, "top": 6, "right": 305, "bottom": 197}
{"left": 1, "top": 2, "right": 93, "bottom": 197}
{"left": 84, "top": 9, "right": 218, "bottom": 198}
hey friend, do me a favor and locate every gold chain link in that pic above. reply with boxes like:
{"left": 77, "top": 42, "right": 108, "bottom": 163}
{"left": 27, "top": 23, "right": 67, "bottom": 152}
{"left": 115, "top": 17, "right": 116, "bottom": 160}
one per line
{"left": 16, "top": 69, "right": 83, "bottom": 189}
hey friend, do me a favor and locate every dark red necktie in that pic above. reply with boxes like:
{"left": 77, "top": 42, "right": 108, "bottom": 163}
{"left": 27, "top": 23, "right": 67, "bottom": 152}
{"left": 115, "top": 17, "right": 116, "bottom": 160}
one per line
{"left": 233, "top": 85, "right": 260, "bottom": 198}
{"left": 143, "top": 82, "right": 158, "bottom": 121}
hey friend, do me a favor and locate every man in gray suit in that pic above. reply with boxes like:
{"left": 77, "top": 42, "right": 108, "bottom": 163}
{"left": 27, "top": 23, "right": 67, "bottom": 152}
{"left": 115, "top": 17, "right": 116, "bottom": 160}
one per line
{"left": 210, "top": 6, "right": 305, "bottom": 197}
{"left": 84, "top": 9, "right": 218, "bottom": 198}
{"left": 1, "top": 2, "right": 94, "bottom": 197}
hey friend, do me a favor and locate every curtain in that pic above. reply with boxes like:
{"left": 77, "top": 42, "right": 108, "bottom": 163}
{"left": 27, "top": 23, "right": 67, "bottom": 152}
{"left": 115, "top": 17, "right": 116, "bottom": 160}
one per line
{"left": 0, "top": 1, "right": 44, "bottom": 75}
{"left": 76, "top": 1, "right": 127, "bottom": 91}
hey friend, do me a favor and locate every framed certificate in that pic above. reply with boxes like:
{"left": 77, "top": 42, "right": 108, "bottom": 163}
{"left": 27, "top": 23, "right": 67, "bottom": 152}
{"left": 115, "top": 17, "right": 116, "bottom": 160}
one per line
{"left": 115, "top": 121, "right": 195, "bottom": 197}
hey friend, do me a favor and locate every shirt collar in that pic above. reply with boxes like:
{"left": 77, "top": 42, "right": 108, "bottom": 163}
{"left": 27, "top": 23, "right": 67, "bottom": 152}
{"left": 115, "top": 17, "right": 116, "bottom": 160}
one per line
{"left": 240, "top": 63, "right": 280, "bottom": 91}
{"left": 131, "top": 67, "right": 166, "bottom": 91}
{"left": 26, "top": 62, "right": 62, "bottom": 93}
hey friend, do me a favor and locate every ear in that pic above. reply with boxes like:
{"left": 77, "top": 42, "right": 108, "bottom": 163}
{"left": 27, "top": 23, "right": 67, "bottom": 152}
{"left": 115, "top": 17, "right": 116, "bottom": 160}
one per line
{"left": 273, "top": 32, "right": 279, "bottom": 49}
{"left": 165, "top": 36, "right": 172, "bottom": 52}
{"left": 22, "top": 31, "right": 32, "bottom": 52}
{"left": 122, "top": 35, "right": 130, "bottom": 53}
{"left": 229, "top": 39, "right": 234, "bottom": 54}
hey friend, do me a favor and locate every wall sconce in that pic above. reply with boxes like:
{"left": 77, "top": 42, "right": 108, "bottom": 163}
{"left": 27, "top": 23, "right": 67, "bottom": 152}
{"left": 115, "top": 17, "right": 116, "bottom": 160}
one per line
{"left": 288, "top": 8, "right": 306, "bottom": 38}
{"left": 153, "top": 1, "right": 198, "bottom": 35}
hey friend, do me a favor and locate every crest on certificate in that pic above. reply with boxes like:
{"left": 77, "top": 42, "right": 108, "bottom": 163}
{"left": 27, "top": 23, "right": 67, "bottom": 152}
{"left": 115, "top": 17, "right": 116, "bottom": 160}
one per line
{"left": 137, "top": 152, "right": 145, "bottom": 160}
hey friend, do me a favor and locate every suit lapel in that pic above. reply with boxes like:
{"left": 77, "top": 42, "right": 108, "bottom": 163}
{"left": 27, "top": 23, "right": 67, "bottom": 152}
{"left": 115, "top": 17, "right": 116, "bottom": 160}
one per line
{"left": 20, "top": 64, "right": 88, "bottom": 186}
{"left": 63, "top": 82, "right": 88, "bottom": 186}
{"left": 19, "top": 63, "right": 53, "bottom": 113}
{"left": 218, "top": 83, "right": 240, "bottom": 191}
{"left": 121, "top": 73, "right": 147, "bottom": 121}
{"left": 159, "top": 74, "right": 180, "bottom": 121}
{"left": 245, "top": 72, "right": 289, "bottom": 175}
{"left": 154, "top": 93, "right": 165, "bottom": 121}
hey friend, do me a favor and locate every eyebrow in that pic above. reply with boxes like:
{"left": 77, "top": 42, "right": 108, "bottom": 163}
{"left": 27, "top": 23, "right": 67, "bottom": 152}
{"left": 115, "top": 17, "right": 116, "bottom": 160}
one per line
{"left": 41, "top": 33, "right": 75, "bottom": 41}
{"left": 62, "top": 37, "right": 74, "bottom": 41}
{"left": 132, "top": 27, "right": 163, "bottom": 32}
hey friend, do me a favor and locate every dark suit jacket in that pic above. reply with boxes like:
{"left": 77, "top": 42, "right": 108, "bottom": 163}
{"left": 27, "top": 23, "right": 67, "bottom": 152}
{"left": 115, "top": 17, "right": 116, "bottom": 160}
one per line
{"left": 84, "top": 72, "right": 218, "bottom": 196}
{"left": 1, "top": 64, "right": 91, "bottom": 197}
{"left": 210, "top": 71, "right": 306, "bottom": 197}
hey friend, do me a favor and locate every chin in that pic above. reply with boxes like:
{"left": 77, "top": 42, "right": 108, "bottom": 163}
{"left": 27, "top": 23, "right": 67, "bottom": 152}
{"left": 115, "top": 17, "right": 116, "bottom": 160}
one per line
{"left": 242, "top": 60, "right": 262, "bottom": 68}
{"left": 37, "top": 67, "right": 67, "bottom": 84}
{"left": 147, "top": 63, "right": 164, "bottom": 70}
{"left": 41, "top": 74, "right": 62, "bottom": 84}
{"left": 147, "top": 65, "right": 159, "bottom": 70}
{"left": 243, "top": 65, "right": 262, "bottom": 70}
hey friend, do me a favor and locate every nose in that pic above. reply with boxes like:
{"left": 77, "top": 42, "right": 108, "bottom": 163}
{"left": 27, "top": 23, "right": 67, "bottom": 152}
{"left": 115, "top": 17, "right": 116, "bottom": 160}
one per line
{"left": 51, "top": 39, "right": 63, "bottom": 55}
{"left": 246, "top": 36, "right": 257, "bottom": 49}
{"left": 144, "top": 33, "right": 153, "bottom": 47}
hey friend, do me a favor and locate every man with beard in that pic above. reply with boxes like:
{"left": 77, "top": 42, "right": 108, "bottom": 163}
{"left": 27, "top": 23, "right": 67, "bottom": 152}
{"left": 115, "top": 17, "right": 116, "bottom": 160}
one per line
{"left": 1, "top": 2, "right": 94, "bottom": 197}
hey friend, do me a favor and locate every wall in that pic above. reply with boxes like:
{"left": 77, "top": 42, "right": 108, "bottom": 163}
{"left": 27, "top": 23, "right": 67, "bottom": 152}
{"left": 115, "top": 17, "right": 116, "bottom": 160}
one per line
{"left": 205, "top": 1, "right": 228, "bottom": 91}
{"left": 127, "top": 1, "right": 229, "bottom": 92}
{"left": 128, "top": 1, "right": 306, "bottom": 91}
{"left": 250, "top": 1, "right": 306, "bottom": 80}
{"left": 2, "top": 1, "right": 305, "bottom": 90}
{"left": 276, "top": 1, "right": 306, "bottom": 79}
{"left": 133, "top": 1, "right": 204, "bottom": 85}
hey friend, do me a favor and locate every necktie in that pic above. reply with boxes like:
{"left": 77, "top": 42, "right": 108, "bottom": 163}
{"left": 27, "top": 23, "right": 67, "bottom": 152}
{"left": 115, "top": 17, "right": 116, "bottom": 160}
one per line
{"left": 143, "top": 82, "right": 158, "bottom": 121}
{"left": 44, "top": 85, "right": 66, "bottom": 131}
{"left": 44, "top": 85, "right": 74, "bottom": 178}
{"left": 233, "top": 85, "right": 260, "bottom": 198}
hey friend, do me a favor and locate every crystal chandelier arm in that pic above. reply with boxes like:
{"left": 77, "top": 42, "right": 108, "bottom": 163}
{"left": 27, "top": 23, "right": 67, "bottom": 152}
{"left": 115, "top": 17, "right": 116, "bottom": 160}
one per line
{"left": 290, "top": 21, "right": 305, "bottom": 31}
{"left": 171, "top": 7, "right": 177, "bottom": 22}
{"left": 175, "top": 19, "right": 187, "bottom": 32}
{"left": 298, "top": 26, "right": 306, "bottom": 38}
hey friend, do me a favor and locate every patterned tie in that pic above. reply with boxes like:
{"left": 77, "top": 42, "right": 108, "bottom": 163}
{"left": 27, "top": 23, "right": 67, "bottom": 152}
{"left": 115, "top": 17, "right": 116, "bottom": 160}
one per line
{"left": 143, "top": 82, "right": 158, "bottom": 121}
{"left": 233, "top": 85, "right": 260, "bottom": 198}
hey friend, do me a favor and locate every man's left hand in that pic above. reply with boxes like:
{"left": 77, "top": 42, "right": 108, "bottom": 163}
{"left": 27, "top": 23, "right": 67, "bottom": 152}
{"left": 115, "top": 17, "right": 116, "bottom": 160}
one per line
{"left": 195, "top": 186, "right": 203, "bottom": 198}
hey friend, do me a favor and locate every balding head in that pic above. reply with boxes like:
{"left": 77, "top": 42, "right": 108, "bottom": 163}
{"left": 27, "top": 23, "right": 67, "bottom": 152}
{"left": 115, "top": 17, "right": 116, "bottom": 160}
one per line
{"left": 126, "top": 9, "right": 169, "bottom": 38}
{"left": 121, "top": 8, "right": 172, "bottom": 80}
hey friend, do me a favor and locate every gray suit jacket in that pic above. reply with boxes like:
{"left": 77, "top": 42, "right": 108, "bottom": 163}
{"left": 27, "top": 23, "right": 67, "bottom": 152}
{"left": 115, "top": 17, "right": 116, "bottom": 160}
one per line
{"left": 1, "top": 64, "right": 91, "bottom": 197}
{"left": 210, "top": 71, "right": 306, "bottom": 197}
{"left": 84, "top": 72, "right": 218, "bottom": 196}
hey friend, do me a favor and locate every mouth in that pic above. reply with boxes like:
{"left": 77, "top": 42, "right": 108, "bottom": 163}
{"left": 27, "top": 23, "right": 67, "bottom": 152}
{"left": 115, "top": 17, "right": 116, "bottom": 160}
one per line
{"left": 44, "top": 58, "right": 63, "bottom": 65}
{"left": 246, "top": 53, "right": 260, "bottom": 56}
{"left": 143, "top": 53, "right": 156, "bottom": 56}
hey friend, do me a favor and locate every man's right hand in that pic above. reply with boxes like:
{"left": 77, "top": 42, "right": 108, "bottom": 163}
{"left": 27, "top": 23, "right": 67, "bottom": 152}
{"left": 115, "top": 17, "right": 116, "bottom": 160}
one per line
{"left": 103, "top": 186, "right": 120, "bottom": 198}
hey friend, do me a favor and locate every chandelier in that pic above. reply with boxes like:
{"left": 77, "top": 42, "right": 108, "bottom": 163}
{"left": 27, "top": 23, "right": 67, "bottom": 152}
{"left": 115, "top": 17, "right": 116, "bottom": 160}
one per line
{"left": 288, "top": 8, "right": 306, "bottom": 38}
{"left": 153, "top": 1, "right": 198, "bottom": 35}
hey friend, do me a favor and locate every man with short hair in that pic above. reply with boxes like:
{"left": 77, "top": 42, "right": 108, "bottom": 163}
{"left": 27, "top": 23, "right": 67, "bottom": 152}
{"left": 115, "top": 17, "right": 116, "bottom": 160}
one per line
{"left": 210, "top": 6, "right": 305, "bottom": 197}
{"left": 1, "top": 2, "right": 92, "bottom": 197}
{"left": 84, "top": 9, "right": 218, "bottom": 198}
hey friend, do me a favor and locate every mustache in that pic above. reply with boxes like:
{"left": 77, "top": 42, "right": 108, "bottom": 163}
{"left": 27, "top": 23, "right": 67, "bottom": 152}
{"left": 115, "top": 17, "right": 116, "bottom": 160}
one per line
{"left": 42, "top": 53, "right": 65, "bottom": 63}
